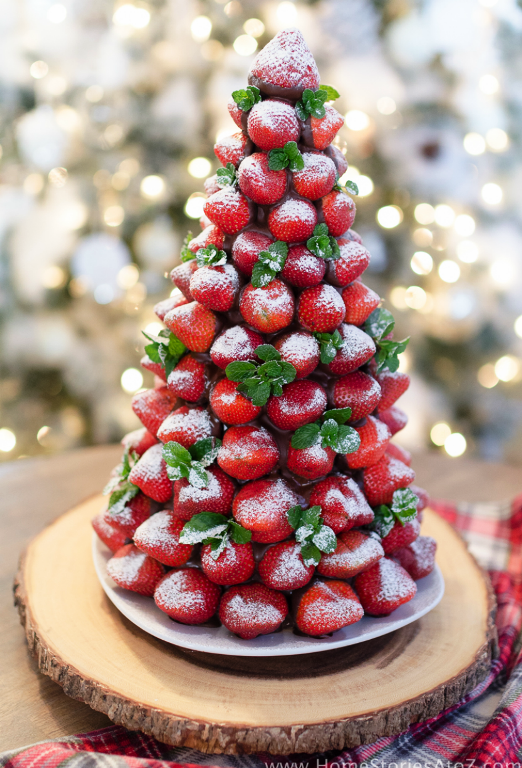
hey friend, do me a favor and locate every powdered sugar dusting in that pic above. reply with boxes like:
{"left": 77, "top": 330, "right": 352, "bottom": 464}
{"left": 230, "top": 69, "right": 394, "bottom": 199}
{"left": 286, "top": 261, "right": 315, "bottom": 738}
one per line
{"left": 107, "top": 547, "right": 147, "bottom": 586}
{"left": 224, "top": 592, "right": 284, "bottom": 626}
{"left": 249, "top": 28, "right": 319, "bottom": 91}
{"left": 154, "top": 571, "right": 208, "bottom": 612}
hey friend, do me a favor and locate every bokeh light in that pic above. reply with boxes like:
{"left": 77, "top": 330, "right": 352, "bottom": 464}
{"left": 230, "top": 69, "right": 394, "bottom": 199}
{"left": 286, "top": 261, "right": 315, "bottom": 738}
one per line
{"left": 121, "top": 368, "right": 144, "bottom": 393}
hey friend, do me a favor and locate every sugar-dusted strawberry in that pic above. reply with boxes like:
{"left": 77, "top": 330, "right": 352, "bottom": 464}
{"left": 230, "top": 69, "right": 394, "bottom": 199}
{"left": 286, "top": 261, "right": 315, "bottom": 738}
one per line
{"left": 188, "top": 224, "right": 225, "bottom": 254}
{"left": 239, "top": 279, "right": 295, "bottom": 334}
{"left": 326, "top": 323, "right": 376, "bottom": 375}
{"left": 259, "top": 541, "right": 315, "bottom": 590}
{"left": 232, "top": 230, "right": 273, "bottom": 277}
{"left": 154, "top": 568, "right": 221, "bottom": 624}
{"left": 173, "top": 466, "right": 235, "bottom": 521}
{"left": 121, "top": 426, "right": 157, "bottom": 457}
{"left": 410, "top": 484, "right": 429, "bottom": 512}
{"left": 210, "top": 378, "right": 261, "bottom": 425}
{"left": 386, "top": 443, "right": 412, "bottom": 466}
{"left": 204, "top": 188, "right": 252, "bottom": 235}
{"left": 237, "top": 152, "right": 287, "bottom": 205}
{"left": 379, "top": 405, "right": 408, "bottom": 435}
{"left": 214, "top": 131, "right": 249, "bottom": 167}
{"left": 354, "top": 557, "right": 417, "bottom": 616}
{"left": 210, "top": 326, "right": 263, "bottom": 369}
{"left": 128, "top": 443, "right": 172, "bottom": 502}
{"left": 268, "top": 198, "right": 317, "bottom": 242}
{"left": 141, "top": 354, "right": 166, "bottom": 381}
{"left": 280, "top": 244, "right": 326, "bottom": 288}
{"left": 332, "top": 371, "right": 381, "bottom": 421}
{"left": 393, "top": 536, "right": 437, "bottom": 580}
{"left": 247, "top": 100, "right": 300, "bottom": 151}
{"left": 154, "top": 289, "right": 189, "bottom": 321}
{"left": 217, "top": 425, "right": 279, "bottom": 481}
{"left": 103, "top": 492, "right": 151, "bottom": 537}
{"left": 164, "top": 301, "right": 217, "bottom": 353}
{"left": 201, "top": 540, "right": 255, "bottom": 586}
{"left": 204, "top": 175, "right": 221, "bottom": 196}
{"left": 376, "top": 371, "right": 410, "bottom": 412}
{"left": 219, "top": 582, "right": 288, "bottom": 639}
{"left": 170, "top": 260, "right": 198, "bottom": 301}
{"left": 157, "top": 405, "right": 214, "bottom": 447}
{"left": 92, "top": 513, "right": 128, "bottom": 552}
{"left": 107, "top": 544, "right": 163, "bottom": 597}
{"left": 346, "top": 415, "right": 391, "bottom": 470}
{"left": 308, "top": 104, "right": 345, "bottom": 150}
{"left": 292, "top": 153, "right": 337, "bottom": 200}
{"left": 318, "top": 530, "right": 384, "bottom": 579}
{"left": 134, "top": 510, "right": 193, "bottom": 567}
{"left": 287, "top": 442, "right": 336, "bottom": 480}
{"left": 233, "top": 478, "right": 297, "bottom": 543}
{"left": 381, "top": 517, "right": 421, "bottom": 554}
{"left": 327, "top": 240, "right": 370, "bottom": 286}
{"left": 295, "top": 579, "right": 363, "bottom": 637}
{"left": 297, "top": 284, "right": 346, "bottom": 333}
{"left": 321, "top": 190, "right": 356, "bottom": 238}
{"left": 266, "top": 379, "right": 327, "bottom": 431}
{"left": 325, "top": 144, "right": 348, "bottom": 177}
{"left": 363, "top": 454, "right": 415, "bottom": 506}
{"left": 190, "top": 264, "right": 241, "bottom": 313}
{"left": 342, "top": 281, "right": 380, "bottom": 326}
{"left": 228, "top": 96, "right": 244, "bottom": 129}
{"left": 248, "top": 28, "right": 319, "bottom": 95}
{"left": 273, "top": 331, "right": 320, "bottom": 379}
{"left": 131, "top": 387, "right": 176, "bottom": 437}
{"left": 309, "top": 475, "right": 374, "bottom": 533}
{"left": 167, "top": 354, "right": 207, "bottom": 402}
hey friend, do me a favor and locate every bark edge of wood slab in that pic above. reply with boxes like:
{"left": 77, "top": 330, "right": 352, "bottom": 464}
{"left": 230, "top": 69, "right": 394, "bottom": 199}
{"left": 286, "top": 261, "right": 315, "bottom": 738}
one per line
{"left": 14, "top": 496, "right": 497, "bottom": 755}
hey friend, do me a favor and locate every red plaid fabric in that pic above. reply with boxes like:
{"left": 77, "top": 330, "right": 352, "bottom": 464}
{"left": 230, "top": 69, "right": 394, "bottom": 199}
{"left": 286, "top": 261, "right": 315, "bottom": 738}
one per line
{"left": 3, "top": 495, "right": 522, "bottom": 768}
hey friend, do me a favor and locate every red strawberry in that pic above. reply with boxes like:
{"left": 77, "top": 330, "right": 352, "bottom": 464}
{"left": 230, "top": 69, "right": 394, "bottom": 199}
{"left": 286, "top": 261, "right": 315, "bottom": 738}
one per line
{"left": 210, "top": 326, "right": 264, "bottom": 369}
{"left": 287, "top": 442, "right": 336, "bottom": 480}
{"left": 219, "top": 583, "right": 288, "bottom": 640}
{"left": 393, "top": 536, "right": 437, "bottom": 580}
{"left": 325, "top": 144, "right": 348, "bottom": 177}
{"left": 170, "top": 261, "right": 198, "bottom": 301}
{"left": 131, "top": 387, "right": 176, "bottom": 437}
{"left": 345, "top": 229, "right": 363, "bottom": 244}
{"left": 167, "top": 355, "right": 207, "bottom": 402}
{"left": 378, "top": 405, "right": 408, "bottom": 435}
{"left": 309, "top": 475, "right": 374, "bottom": 533}
{"left": 92, "top": 513, "right": 128, "bottom": 552}
{"left": 259, "top": 541, "right": 315, "bottom": 590}
{"left": 232, "top": 478, "right": 296, "bottom": 543}
{"left": 321, "top": 190, "right": 356, "bottom": 238}
{"left": 273, "top": 331, "right": 320, "bottom": 379}
{"left": 227, "top": 96, "right": 244, "bottom": 128}
{"left": 248, "top": 28, "right": 319, "bottom": 95}
{"left": 200, "top": 540, "right": 255, "bottom": 586}
{"left": 107, "top": 544, "right": 163, "bottom": 597}
{"left": 381, "top": 518, "right": 421, "bottom": 555}
{"left": 354, "top": 557, "right": 417, "bottom": 616}
{"left": 309, "top": 104, "right": 345, "bottom": 150}
{"left": 121, "top": 426, "right": 157, "bottom": 457}
{"left": 204, "top": 175, "right": 221, "bottom": 196}
{"left": 173, "top": 466, "right": 235, "bottom": 521}
{"left": 363, "top": 454, "right": 415, "bottom": 506}
{"left": 217, "top": 425, "right": 279, "bottom": 481}
{"left": 346, "top": 415, "right": 391, "bottom": 470}
{"left": 240, "top": 280, "right": 295, "bottom": 334}
{"left": 280, "top": 244, "right": 326, "bottom": 288}
{"left": 410, "top": 485, "right": 429, "bottom": 512}
{"left": 247, "top": 100, "right": 300, "bottom": 150}
{"left": 326, "top": 323, "right": 376, "bottom": 375}
{"left": 134, "top": 510, "right": 193, "bottom": 567}
{"left": 296, "top": 580, "right": 363, "bottom": 637}
{"left": 266, "top": 379, "right": 327, "bottom": 431}
{"left": 128, "top": 443, "right": 172, "bottom": 502}
{"left": 232, "top": 230, "right": 273, "bottom": 277}
{"left": 154, "top": 290, "right": 188, "bottom": 321}
{"left": 204, "top": 188, "right": 252, "bottom": 235}
{"left": 102, "top": 492, "right": 151, "bottom": 537}
{"left": 200, "top": 213, "right": 212, "bottom": 229}
{"left": 292, "top": 153, "right": 337, "bottom": 200}
{"left": 317, "top": 530, "right": 384, "bottom": 579}
{"left": 214, "top": 131, "right": 249, "bottom": 167}
{"left": 164, "top": 301, "right": 217, "bottom": 353}
{"left": 154, "top": 568, "right": 221, "bottom": 624}
{"left": 141, "top": 354, "right": 166, "bottom": 381}
{"left": 268, "top": 198, "right": 317, "bottom": 242}
{"left": 156, "top": 405, "right": 214, "bottom": 447}
{"left": 376, "top": 371, "right": 410, "bottom": 411}
{"left": 188, "top": 224, "right": 225, "bottom": 254}
{"left": 386, "top": 443, "right": 412, "bottom": 466}
{"left": 327, "top": 240, "right": 370, "bottom": 286}
{"left": 237, "top": 152, "right": 287, "bottom": 204}
{"left": 297, "top": 284, "right": 346, "bottom": 333}
{"left": 332, "top": 371, "right": 381, "bottom": 421}
{"left": 342, "top": 281, "right": 380, "bottom": 326}
{"left": 210, "top": 378, "right": 261, "bottom": 425}
{"left": 190, "top": 264, "right": 241, "bottom": 312}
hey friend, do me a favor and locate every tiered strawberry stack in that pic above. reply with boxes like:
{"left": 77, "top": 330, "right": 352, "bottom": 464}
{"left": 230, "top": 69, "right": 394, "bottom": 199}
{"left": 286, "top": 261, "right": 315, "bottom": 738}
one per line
{"left": 93, "top": 29, "right": 437, "bottom": 641}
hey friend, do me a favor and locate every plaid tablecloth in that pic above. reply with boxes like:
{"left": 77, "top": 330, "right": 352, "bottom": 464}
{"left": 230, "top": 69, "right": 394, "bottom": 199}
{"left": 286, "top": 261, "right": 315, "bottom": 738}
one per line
{"left": 3, "top": 495, "right": 522, "bottom": 768}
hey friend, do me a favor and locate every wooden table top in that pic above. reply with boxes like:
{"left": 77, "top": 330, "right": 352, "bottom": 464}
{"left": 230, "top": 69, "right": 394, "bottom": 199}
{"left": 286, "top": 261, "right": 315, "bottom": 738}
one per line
{"left": 1, "top": 445, "right": 521, "bottom": 752}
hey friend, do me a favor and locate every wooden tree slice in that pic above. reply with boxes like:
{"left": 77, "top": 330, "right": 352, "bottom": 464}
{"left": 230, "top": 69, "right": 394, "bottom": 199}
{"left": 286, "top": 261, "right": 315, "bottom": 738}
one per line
{"left": 14, "top": 496, "right": 496, "bottom": 755}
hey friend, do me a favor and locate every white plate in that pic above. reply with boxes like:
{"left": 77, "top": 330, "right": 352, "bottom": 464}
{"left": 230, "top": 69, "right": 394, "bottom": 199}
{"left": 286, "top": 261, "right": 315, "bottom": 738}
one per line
{"left": 93, "top": 533, "right": 444, "bottom": 657}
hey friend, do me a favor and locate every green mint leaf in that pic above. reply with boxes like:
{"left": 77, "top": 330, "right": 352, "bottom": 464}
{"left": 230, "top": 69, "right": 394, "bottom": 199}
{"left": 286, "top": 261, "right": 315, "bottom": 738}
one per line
{"left": 269, "top": 240, "right": 288, "bottom": 259}
{"left": 320, "top": 419, "right": 339, "bottom": 441}
{"left": 268, "top": 142, "right": 303, "bottom": 172}
{"left": 268, "top": 148, "right": 288, "bottom": 171}
{"left": 259, "top": 360, "right": 283, "bottom": 378}
{"left": 180, "top": 232, "right": 195, "bottom": 262}
{"left": 376, "top": 338, "right": 410, "bottom": 373}
{"left": 260, "top": 250, "right": 286, "bottom": 272}
{"left": 344, "top": 179, "right": 359, "bottom": 196}
{"left": 189, "top": 437, "right": 217, "bottom": 462}
{"left": 291, "top": 422, "right": 321, "bottom": 449}
{"left": 229, "top": 520, "right": 252, "bottom": 544}
{"left": 271, "top": 382, "right": 283, "bottom": 397}
{"left": 250, "top": 380, "right": 271, "bottom": 407}
{"left": 143, "top": 342, "right": 162, "bottom": 365}
{"left": 330, "top": 238, "right": 341, "bottom": 259}
{"left": 314, "top": 331, "right": 343, "bottom": 364}
{"left": 162, "top": 441, "right": 192, "bottom": 467}
{"left": 188, "top": 462, "right": 210, "bottom": 489}
{"left": 232, "top": 85, "right": 261, "bottom": 111}
{"left": 332, "top": 425, "right": 361, "bottom": 454}
{"left": 251, "top": 262, "right": 276, "bottom": 288}
{"left": 295, "top": 101, "right": 309, "bottom": 121}
{"left": 319, "top": 84, "right": 340, "bottom": 101}
{"left": 295, "top": 523, "right": 315, "bottom": 544}
{"left": 208, "top": 534, "right": 229, "bottom": 560}
{"left": 107, "top": 483, "right": 139, "bottom": 514}
{"left": 312, "top": 525, "right": 337, "bottom": 554}
{"left": 288, "top": 153, "right": 305, "bottom": 172}
{"left": 179, "top": 512, "right": 229, "bottom": 544}
{"left": 300, "top": 541, "right": 322, "bottom": 567}
{"left": 302, "top": 505, "right": 322, "bottom": 527}
{"left": 196, "top": 244, "right": 227, "bottom": 267}
{"left": 216, "top": 162, "right": 237, "bottom": 188}
{"left": 165, "top": 461, "right": 190, "bottom": 482}
{"left": 255, "top": 344, "right": 281, "bottom": 362}
{"left": 322, "top": 407, "right": 352, "bottom": 424}
{"left": 364, "top": 307, "right": 395, "bottom": 341}
{"left": 287, "top": 505, "right": 304, "bottom": 530}
{"left": 225, "top": 361, "right": 257, "bottom": 382}
{"left": 391, "top": 488, "right": 419, "bottom": 526}
{"left": 279, "top": 361, "right": 297, "bottom": 383}
{"left": 371, "top": 505, "right": 395, "bottom": 538}
{"left": 313, "top": 223, "right": 329, "bottom": 237}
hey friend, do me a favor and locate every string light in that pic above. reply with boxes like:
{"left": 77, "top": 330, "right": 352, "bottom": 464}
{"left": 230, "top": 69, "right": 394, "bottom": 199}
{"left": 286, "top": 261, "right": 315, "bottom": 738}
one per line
{"left": 439, "top": 260, "right": 460, "bottom": 283}
{"left": 434, "top": 204, "right": 455, "bottom": 227}
{"left": 23, "top": 173, "right": 44, "bottom": 195}
{"left": 377, "top": 205, "right": 403, "bottom": 228}
{"left": 515, "top": 316, "right": 522, "bottom": 339}
{"left": 345, "top": 110, "right": 370, "bottom": 131}
{"left": 191, "top": 16, "right": 212, "bottom": 42}
{"left": 444, "top": 433, "right": 467, "bottom": 457}
{"left": 430, "top": 422, "right": 451, "bottom": 446}
{"left": 30, "top": 61, "right": 48, "bottom": 79}
{"left": 478, "top": 363, "right": 498, "bottom": 388}
{"left": 357, "top": 176, "right": 374, "bottom": 196}
{"left": 85, "top": 85, "right": 104, "bottom": 102}
{"left": 94, "top": 284, "right": 114, "bottom": 304}
{"left": 113, "top": 5, "right": 150, "bottom": 29}
{"left": 463, "top": 132, "right": 485, "bottom": 155}
{"left": 390, "top": 286, "right": 408, "bottom": 309}
{"left": 184, "top": 193, "right": 206, "bottom": 219}
{"left": 457, "top": 241, "right": 478, "bottom": 263}
{"left": 494, "top": 355, "right": 520, "bottom": 382}
{"left": 42, "top": 266, "right": 67, "bottom": 289}
{"left": 233, "top": 34, "right": 258, "bottom": 56}
{"left": 140, "top": 175, "right": 166, "bottom": 199}
{"left": 117, "top": 264, "right": 140, "bottom": 289}
{"left": 104, "top": 206, "right": 124, "bottom": 227}
{"left": 479, "top": 74, "right": 499, "bottom": 94}
{"left": 490, "top": 259, "right": 515, "bottom": 288}
{"left": 48, "top": 167, "right": 68, "bottom": 187}
{"left": 276, "top": 2, "right": 298, "bottom": 25}
{"left": 47, "top": 3, "right": 67, "bottom": 22}
{"left": 404, "top": 286, "right": 427, "bottom": 310}
{"left": 377, "top": 97, "right": 396, "bottom": 115}
{"left": 144, "top": 322, "right": 164, "bottom": 336}
{"left": 410, "top": 251, "right": 433, "bottom": 275}
{"left": 0, "top": 429, "right": 16, "bottom": 453}
{"left": 243, "top": 18, "right": 264, "bottom": 37}
{"left": 412, "top": 228, "right": 433, "bottom": 247}
{"left": 414, "top": 203, "right": 435, "bottom": 225}
{"left": 481, "top": 183, "right": 502, "bottom": 205}
{"left": 37, "top": 426, "right": 51, "bottom": 445}
{"left": 486, "top": 128, "right": 509, "bottom": 152}
{"left": 188, "top": 157, "right": 212, "bottom": 178}
{"left": 454, "top": 214, "right": 475, "bottom": 237}
{"left": 121, "top": 368, "right": 144, "bottom": 393}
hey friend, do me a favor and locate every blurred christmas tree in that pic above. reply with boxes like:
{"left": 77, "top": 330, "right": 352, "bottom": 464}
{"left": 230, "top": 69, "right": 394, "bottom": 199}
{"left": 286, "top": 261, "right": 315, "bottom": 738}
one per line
{"left": 1, "top": 0, "right": 521, "bottom": 464}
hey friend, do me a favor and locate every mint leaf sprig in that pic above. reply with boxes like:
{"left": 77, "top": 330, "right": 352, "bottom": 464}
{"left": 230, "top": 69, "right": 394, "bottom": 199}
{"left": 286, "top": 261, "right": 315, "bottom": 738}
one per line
{"left": 334, "top": 178, "right": 359, "bottom": 196}
{"left": 103, "top": 447, "right": 140, "bottom": 514}
{"left": 251, "top": 241, "right": 288, "bottom": 288}
{"left": 287, "top": 505, "right": 337, "bottom": 566}
{"left": 295, "top": 85, "right": 340, "bottom": 121}
{"left": 232, "top": 85, "right": 261, "bottom": 112}
{"left": 142, "top": 329, "right": 186, "bottom": 379}
{"left": 225, "top": 344, "right": 296, "bottom": 406}
{"left": 369, "top": 488, "right": 419, "bottom": 539}
{"left": 313, "top": 329, "right": 343, "bottom": 364}
{"left": 306, "top": 223, "right": 341, "bottom": 260}
{"left": 291, "top": 407, "right": 360, "bottom": 455}
{"left": 180, "top": 231, "right": 195, "bottom": 263}
{"left": 162, "top": 437, "right": 222, "bottom": 489}
{"left": 268, "top": 141, "right": 304, "bottom": 172}
{"left": 196, "top": 244, "right": 227, "bottom": 268}
{"left": 216, "top": 162, "right": 237, "bottom": 189}
{"left": 363, "top": 307, "right": 410, "bottom": 373}
{"left": 179, "top": 512, "right": 251, "bottom": 560}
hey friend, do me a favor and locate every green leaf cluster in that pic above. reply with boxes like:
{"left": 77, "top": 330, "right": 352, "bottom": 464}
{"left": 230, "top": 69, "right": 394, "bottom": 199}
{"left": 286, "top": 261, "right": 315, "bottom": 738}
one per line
{"left": 226, "top": 344, "right": 297, "bottom": 406}
{"left": 306, "top": 223, "right": 341, "bottom": 260}
{"left": 370, "top": 488, "right": 419, "bottom": 538}
{"left": 268, "top": 141, "right": 304, "bottom": 172}
{"left": 232, "top": 85, "right": 261, "bottom": 112}
{"left": 142, "top": 329, "right": 186, "bottom": 379}
{"left": 363, "top": 307, "right": 410, "bottom": 373}
{"left": 313, "top": 329, "right": 343, "bottom": 364}
{"left": 251, "top": 241, "right": 288, "bottom": 288}
{"left": 334, "top": 178, "right": 359, "bottom": 196}
{"left": 162, "top": 437, "right": 222, "bottom": 489}
{"left": 286, "top": 505, "right": 337, "bottom": 566}
{"left": 295, "top": 85, "right": 340, "bottom": 121}
{"left": 216, "top": 162, "right": 237, "bottom": 189}
{"left": 291, "top": 407, "right": 360, "bottom": 455}
{"left": 196, "top": 244, "right": 228, "bottom": 268}
{"left": 102, "top": 447, "right": 140, "bottom": 514}
{"left": 179, "top": 512, "right": 251, "bottom": 560}
{"left": 180, "top": 231, "right": 195, "bottom": 263}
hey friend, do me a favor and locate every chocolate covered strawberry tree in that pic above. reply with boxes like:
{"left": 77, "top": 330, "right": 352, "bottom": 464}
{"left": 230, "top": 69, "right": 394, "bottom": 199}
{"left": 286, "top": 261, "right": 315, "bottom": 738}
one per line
{"left": 93, "top": 29, "right": 437, "bottom": 640}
